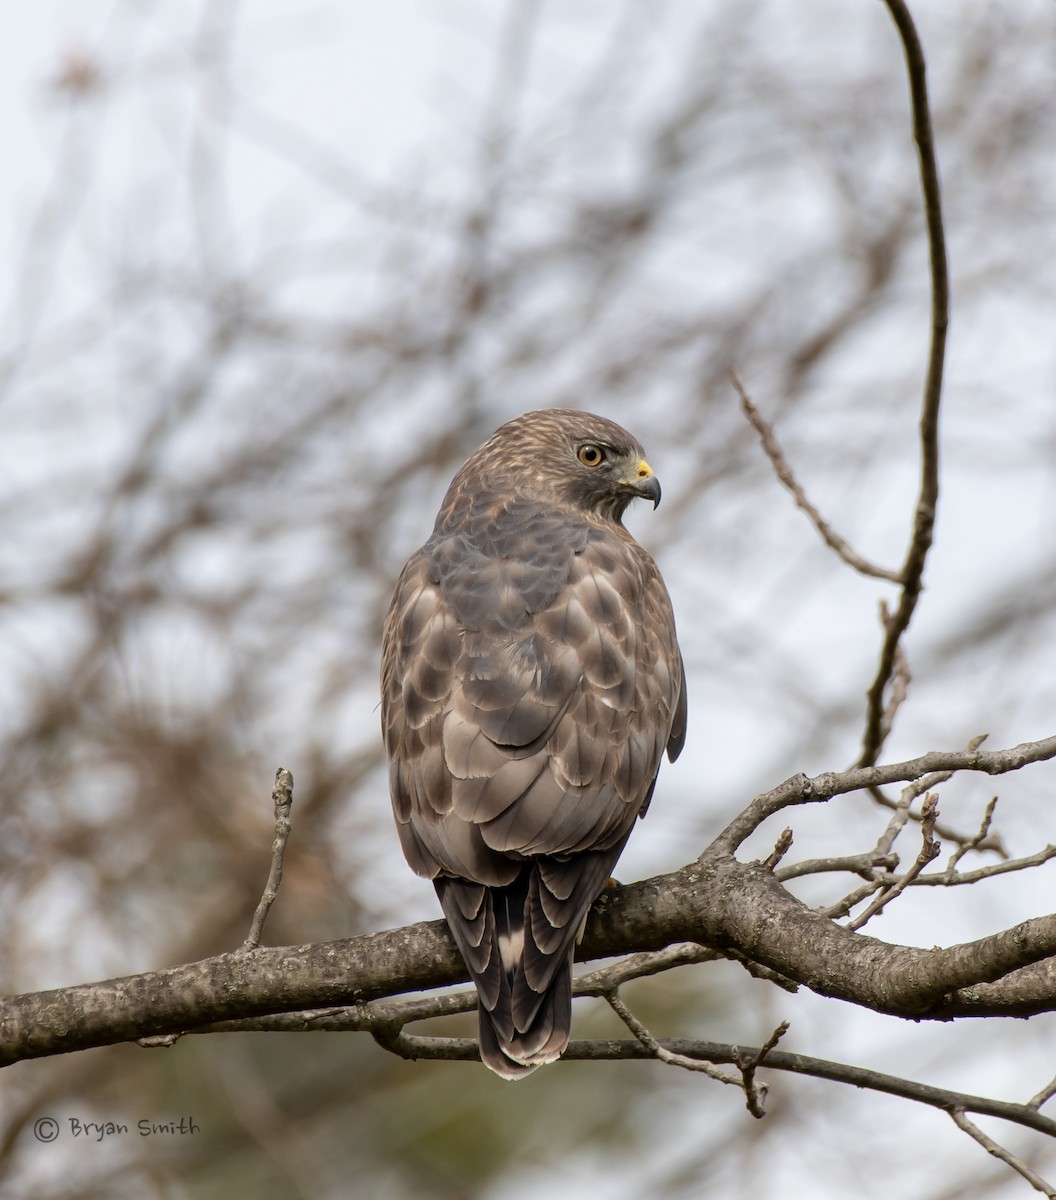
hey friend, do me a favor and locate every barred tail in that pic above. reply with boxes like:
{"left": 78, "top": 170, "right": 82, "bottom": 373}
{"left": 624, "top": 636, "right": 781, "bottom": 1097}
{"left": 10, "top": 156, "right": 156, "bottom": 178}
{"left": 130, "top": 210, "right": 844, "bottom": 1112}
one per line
{"left": 436, "top": 847, "right": 622, "bottom": 1080}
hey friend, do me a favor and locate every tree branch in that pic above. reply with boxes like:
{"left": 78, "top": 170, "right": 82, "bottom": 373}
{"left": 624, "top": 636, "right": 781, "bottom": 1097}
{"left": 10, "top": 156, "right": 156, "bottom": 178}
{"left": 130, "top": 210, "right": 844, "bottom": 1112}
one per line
{"left": 240, "top": 767, "right": 294, "bottom": 953}
{"left": 859, "top": 0, "right": 950, "bottom": 766}
{"left": 605, "top": 991, "right": 742, "bottom": 1087}
{"left": 730, "top": 370, "right": 901, "bottom": 583}
{"left": 846, "top": 791, "right": 941, "bottom": 931}
{"left": 3, "top": 736, "right": 1056, "bottom": 1067}
{"left": 713, "top": 734, "right": 1056, "bottom": 853}
{"left": 351, "top": 1031, "right": 1056, "bottom": 1143}
{"left": 950, "top": 1109, "right": 1056, "bottom": 1198}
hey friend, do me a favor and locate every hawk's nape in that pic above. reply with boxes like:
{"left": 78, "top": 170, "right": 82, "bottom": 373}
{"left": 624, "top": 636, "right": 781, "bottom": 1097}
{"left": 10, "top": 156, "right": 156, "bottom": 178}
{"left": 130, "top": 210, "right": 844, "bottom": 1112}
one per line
{"left": 381, "top": 408, "right": 686, "bottom": 1079}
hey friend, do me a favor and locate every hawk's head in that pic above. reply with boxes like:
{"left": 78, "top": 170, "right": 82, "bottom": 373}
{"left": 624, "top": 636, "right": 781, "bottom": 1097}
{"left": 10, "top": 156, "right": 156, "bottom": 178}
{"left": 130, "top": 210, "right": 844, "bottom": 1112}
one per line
{"left": 460, "top": 409, "right": 661, "bottom": 524}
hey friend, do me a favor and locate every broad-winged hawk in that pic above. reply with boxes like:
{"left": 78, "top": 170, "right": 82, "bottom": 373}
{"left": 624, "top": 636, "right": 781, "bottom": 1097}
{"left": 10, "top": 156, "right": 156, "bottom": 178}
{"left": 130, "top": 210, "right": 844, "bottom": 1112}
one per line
{"left": 381, "top": 409, "right": 686, "bottom": 1078}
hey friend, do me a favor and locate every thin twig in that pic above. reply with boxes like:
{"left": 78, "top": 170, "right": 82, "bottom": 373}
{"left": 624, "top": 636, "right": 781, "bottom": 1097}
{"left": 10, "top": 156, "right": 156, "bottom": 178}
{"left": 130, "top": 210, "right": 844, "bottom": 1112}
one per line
{"left": 868, "top": 787, "right": 1007, "bottom": 857}
{"left": 760, "top": 828, "right": 794, "bottom": 872}
{"left": 711, "top": 733, "right": 1056, "bottom": 854}
{"left": 866, "top": 735, "right": 980, "bottom": 866}
{"left": 1030, "top": 1074, "right": 1056, "bottom": 1112}
{"left": 847, "top": 792, "right": 941, "bottom": 931}
{"left": 605, "top": 991, "right": 740, "bottom": 1085}
{"left": 818, "top": 878, "right": 887, "bottom": 921}
{"left": 192, "top": 947, "right": 727, "bottom": 1045}
{"left": 876, "top": 601, "right": 912, "bottom": 746}
{"left": 777, "top": 850, "right": 898, "bottom": 883}
{"left": 731, "top": 370, "right": 901, "bottom": 583}
{"left": 820, "top": 842, "right": 1056, "bottom": 919}
{"left": 945, "top": 796, "right": 999, "bottom": 879}
{"left": 866, "top": 735, "right": 1003, "bottom": 858}
{"left": 859, "top": 0, "right": 950, "bottom": 767}
{"left": 732, "top": 1021, "right": 790, "bottom": 1118}
{"left": 873, "top": 772, "right": 941, "bottom": 859}
{"left": 240, "top": 768, "right": 294, "bottom": 953}
{"left": 916, "top": 845, "right": 1056, "bottom": 887}
{"left": 950, "top": 1109, "right": 1056, "bottom": 1198}
{"left": 575, "top": 944, "right": 719, "bottom": 993}
{"left": 720, "top": 951, "right": 800, "bottom": 994}
{"left": 360, "top": 1031, "right": 1056, "bottom": 1141}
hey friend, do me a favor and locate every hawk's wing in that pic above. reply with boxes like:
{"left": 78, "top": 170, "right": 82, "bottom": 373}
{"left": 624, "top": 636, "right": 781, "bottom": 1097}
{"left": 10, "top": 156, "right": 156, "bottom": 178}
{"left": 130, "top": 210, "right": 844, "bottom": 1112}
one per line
{"left": 381, "top": 494, "right": 684, "bottom": 1075}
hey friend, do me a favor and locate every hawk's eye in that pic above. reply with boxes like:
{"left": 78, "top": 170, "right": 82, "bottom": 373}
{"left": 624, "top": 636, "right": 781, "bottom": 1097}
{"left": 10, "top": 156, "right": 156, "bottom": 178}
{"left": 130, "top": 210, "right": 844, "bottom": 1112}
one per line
{"left": 577, "top": 444, "right": 605, "bottom": 467}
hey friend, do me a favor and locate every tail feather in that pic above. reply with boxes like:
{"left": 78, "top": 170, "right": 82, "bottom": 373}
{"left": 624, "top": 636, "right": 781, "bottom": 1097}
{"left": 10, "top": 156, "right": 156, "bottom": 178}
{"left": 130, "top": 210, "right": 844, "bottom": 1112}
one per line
{"left": 435, "top": 846, "right": 624, "bottom": 1080}
{"left": 435, "top": 877, "right": 502, "bottom": 1012}
{"left": 478, "top": 960, "right": 572, "bottom": 1079}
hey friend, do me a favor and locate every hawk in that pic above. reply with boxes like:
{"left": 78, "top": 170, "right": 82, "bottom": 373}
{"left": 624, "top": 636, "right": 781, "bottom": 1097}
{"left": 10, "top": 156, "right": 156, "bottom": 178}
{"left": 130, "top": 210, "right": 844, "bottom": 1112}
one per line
{"left": 381, "top": 409, "right": 686, "bottom": 1079}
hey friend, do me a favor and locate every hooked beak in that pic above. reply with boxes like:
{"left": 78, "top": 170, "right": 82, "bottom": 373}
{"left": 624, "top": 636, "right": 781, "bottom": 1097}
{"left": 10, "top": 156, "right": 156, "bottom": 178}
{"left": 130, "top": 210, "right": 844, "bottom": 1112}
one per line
{"left": 627, "top": 458, "right": 661, "bottom": 509}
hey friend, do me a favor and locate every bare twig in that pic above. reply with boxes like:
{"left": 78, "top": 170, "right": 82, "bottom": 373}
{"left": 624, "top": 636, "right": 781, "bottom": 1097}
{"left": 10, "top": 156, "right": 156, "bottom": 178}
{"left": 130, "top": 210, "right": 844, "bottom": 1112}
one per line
{"left": 712, "top": 733, "right": 1056, "bottom": 853}
{"left": 1030, "top": 1074, "right": 1056, "bottom": 1113}
{"left": 777, "top": 850, "right": 898, "bottom": 883}
{"left": 950, "top": 1109, "right": 1056, "bottom": 1198}
{"left": 722, "top": 952, "right": 800, "bottom": 994}
{"left": 732, "top": 1021, "right": 790, "bottom": 1118}
{"left": 358, "top": 1030, "right": 1056, "bottom": 1141}
{"left": 917, "top": 845, "right": 1056, "bottom": 887}
{"left": 859, "top": 0, "right": 950, "bottom": 767}
{"left": 868, "top": 793, "right": 1007, "bottom": 858}
{"left": 818, "top": 878, "right": 887, "bottom": 921}
{"left": 945, "top": 796, "right": 999, "bottom": 879}
{"left": 847, "top": 792, "right": 941, "bottom": 930}
{"left": 864, "top": 735, "right": 1004, "bottom": 858}
{"left": 605, "top": 991, "right": 740, "bottom": 1086}
{"left": 731, "top": 370, "right": 901, "bottom": 583}
{"left": 198, "top": 945, "right": 727, "bottom": 1040}
{"left": 760, "top": 828, "right": 794, "bottom": 872}
{"left": 873, "top": 772, "right": 941, "bottom": 859}
{"left": 876, "top": 601, "right": 912, "bottom": 745}
{"left": 575, "top": 944, "right": 719, "bottom": 993}
{"left": 240, "top": 768, "right": 294, "bottom": 953}
{"left": 819, "top": 843, "right": 1056, "bottom": 920}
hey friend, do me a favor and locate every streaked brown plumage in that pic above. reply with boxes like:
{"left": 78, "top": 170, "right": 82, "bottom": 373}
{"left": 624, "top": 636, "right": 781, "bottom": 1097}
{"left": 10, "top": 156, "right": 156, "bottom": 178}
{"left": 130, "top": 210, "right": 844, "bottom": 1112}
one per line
{"left": 381, "top": 409, "right": 686, "bottom": 1078}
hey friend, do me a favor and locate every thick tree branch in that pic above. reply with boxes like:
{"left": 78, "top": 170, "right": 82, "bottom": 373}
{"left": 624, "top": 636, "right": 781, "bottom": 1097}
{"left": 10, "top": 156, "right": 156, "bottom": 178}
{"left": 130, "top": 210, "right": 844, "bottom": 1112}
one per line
{"left": 3, "top": 737, "right": 1056, "bottom": 1068}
